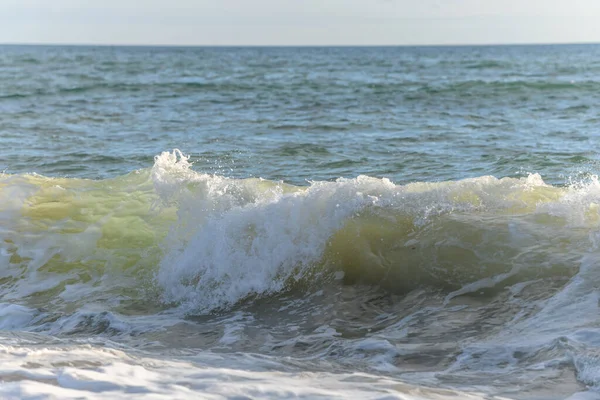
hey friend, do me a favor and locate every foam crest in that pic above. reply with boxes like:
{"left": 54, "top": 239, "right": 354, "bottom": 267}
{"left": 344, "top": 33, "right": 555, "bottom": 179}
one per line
{"left": 157, "top": 171, "right": 393, "bottom": 312}
{"left": 152, "top": 151, "right": 600, "bottom": 313}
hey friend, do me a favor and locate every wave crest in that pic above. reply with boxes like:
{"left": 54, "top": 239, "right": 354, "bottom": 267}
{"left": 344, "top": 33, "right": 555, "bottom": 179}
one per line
{"left": 2, "top": 150, "right": 600, "bottom": 315}
{"left": 152, "top": 151, "right": 599, "bottom": 313}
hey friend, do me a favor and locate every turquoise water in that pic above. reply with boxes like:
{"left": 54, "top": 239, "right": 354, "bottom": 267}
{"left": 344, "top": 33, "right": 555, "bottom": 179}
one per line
{"left": 2, "top": 45, "right": 600, "bottom": 399}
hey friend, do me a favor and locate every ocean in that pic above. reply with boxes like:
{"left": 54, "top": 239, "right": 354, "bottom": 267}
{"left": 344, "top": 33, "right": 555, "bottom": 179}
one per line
{"left": 1, "top": 44, "right": 600, "bottom": 399}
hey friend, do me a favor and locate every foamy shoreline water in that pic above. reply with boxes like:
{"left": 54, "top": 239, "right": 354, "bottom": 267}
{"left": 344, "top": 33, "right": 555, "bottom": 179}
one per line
{"left": 1, "top": 340, "right": 522, "bottom": 400}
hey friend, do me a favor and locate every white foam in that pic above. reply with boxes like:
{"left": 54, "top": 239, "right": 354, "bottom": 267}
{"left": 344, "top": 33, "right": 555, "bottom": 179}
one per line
{"left": 0, "top": 342, "right": 507, "bottom": 400}
{"left": 0, "top": 304, "right": 37, "bottom": 330}
{"left": 154, "top": 150, "right": 395, "bottom": 312}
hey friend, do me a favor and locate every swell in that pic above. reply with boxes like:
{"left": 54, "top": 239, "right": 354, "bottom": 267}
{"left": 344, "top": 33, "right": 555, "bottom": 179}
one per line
{"left": 417, "top": 79, "right": 600, "bottom": 96}
{"left": 1, "top": 150, "right": 600, "bottom": 316}
{"left": 0, "top": 81, "right": 258, "bottom": 99}
{"left": 3, "top": 78, "right": 599, "bottom": 100}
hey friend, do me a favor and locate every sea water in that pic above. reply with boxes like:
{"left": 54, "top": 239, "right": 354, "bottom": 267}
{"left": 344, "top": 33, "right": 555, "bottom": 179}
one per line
{"left": 2, "top": 44, "right": 600, "bottom": 399}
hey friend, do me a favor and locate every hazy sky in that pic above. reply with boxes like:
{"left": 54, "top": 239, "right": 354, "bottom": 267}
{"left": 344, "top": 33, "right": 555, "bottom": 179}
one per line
{"left": 1, "top": 0, "right": 600, "bottom": 46}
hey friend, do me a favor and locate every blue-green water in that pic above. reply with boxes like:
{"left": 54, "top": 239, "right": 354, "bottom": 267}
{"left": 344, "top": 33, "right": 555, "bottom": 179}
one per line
{"left": 2, "top": 45, "right": 600, "bottom": 400}
{"left": 2, "top": 45, "right": 600, "bottom": 184}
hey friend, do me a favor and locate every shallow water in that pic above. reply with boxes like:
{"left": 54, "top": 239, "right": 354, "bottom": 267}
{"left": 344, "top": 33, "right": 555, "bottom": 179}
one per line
{"left": 2, "top": 44, "right": 600, "bottom": 399}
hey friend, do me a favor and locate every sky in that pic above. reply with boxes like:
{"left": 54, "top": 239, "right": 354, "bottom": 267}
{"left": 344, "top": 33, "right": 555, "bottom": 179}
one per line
{"left": 1, "top": 0, "right": 600, "bottom": 46}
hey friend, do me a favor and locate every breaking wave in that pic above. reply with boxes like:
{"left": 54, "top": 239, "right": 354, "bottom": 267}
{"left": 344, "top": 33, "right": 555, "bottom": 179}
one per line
{"left": 1, "top": 149, "right": 600, "bottom": 315}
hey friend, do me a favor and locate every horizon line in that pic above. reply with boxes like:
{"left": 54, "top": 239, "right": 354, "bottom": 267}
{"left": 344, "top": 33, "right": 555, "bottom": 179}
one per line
{"left": 1, "top": 41, "right": 600, "bottom": 48}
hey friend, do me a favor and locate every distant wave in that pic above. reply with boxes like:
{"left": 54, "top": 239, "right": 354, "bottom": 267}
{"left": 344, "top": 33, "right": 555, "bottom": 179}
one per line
{"left": 3, "top": 78, "right": 599, "bottom": 100}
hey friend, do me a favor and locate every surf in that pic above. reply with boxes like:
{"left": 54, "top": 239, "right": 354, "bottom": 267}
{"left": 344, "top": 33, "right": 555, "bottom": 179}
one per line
{"left": 0, "top": 150, "right": 598, "bottom": 317}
